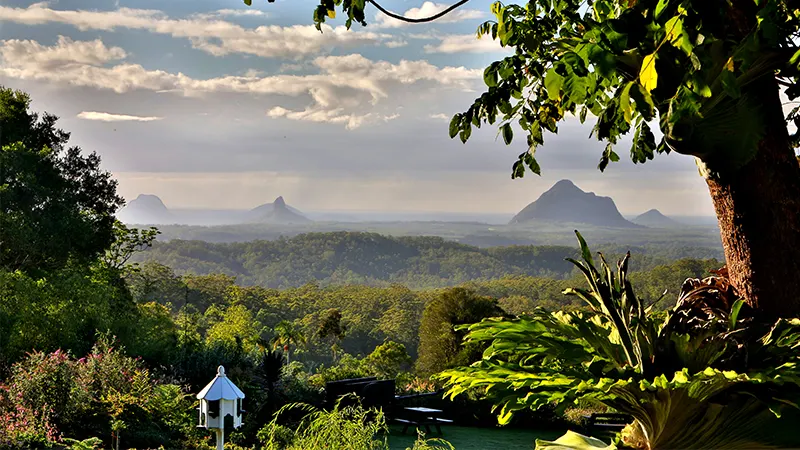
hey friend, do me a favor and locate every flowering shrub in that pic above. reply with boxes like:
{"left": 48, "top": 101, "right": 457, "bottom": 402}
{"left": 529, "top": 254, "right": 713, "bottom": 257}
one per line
{"left": 0, "top": 348, "right": 83, "bottom": 446}
{"left": 0, "top": 335, "right": 195, "bottom": 448}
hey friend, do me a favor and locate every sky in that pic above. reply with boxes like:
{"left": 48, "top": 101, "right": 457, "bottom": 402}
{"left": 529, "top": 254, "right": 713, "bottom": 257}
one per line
{"left": 0, "top": 0, "right": 716, "bottom": 216}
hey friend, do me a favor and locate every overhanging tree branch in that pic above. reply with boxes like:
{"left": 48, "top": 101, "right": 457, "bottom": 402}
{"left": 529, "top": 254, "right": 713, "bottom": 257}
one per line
{"left": 367, "top": 0, "right": 471, "bottom": 23}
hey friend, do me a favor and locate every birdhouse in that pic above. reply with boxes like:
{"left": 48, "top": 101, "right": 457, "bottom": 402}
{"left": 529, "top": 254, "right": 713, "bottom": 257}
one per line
{"left": 197, "top": 366, "right": 245, "bottom": 431}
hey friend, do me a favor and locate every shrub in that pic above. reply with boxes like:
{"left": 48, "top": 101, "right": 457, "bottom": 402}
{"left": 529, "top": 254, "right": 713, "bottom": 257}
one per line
{"left": 308, "top": 354, "right": 369, "bottom": 388}
{"left": 0, "top": 349, "right": 83, "bottom": 445}
{"left": 259, "top": 398, "right": 387, "bottom": 450}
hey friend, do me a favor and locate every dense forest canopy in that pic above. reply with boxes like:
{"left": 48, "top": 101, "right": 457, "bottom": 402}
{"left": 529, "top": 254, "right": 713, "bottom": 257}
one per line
{"left": 130, "top": 231, "right": 723, "bottom": 289}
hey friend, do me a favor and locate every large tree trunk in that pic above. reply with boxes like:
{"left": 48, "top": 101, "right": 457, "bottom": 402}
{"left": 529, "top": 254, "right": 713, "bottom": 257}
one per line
{"left": 705, "top": 76, "right": 800, "bottom": 317}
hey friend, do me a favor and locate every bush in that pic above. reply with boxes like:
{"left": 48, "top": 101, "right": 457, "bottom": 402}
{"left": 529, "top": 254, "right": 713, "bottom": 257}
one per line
{"left": 0, "top": 349, "right": 82, "bottom": 445}
{"left": 308, "top": 354, "right": 369, "bottom": 388}
{"left": 0, "top": 335, "right": 197, "bottom": 449}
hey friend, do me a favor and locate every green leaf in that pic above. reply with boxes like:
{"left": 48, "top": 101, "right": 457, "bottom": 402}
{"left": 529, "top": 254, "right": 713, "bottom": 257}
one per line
{"left": 459, "top": 125, "right": 472, "bottom": 143}
{"left": 243, "top": 0, "right": 252, "bottom": 5}
{"left": 665, "top": 16, "right": 693, "bottom": 55}
{"left": 640, "top": 54, "right": 658, "bottom": 92}
{"left": 535, "top": 431, "right": 616, "bottom": 450}
{"left": 484, "top": 65, "right": 499, "bottom": 88}
{"left": 598, "top": 143, "right": 619, "bottom": 172}
{"left": 502, "top": 123, "right": 513, "bottom": 145}
{"left": 564, "top": 73, "right": 589, "bottom": 103}
{"left": 631, "top": 121, "right": 656, "bottom": 163}
{"left": 561, "top": 51, "right": 588, "bottom": 77}
{"left": 730, "top": 299, "right": 745, "bottom": 330}
{"left": 544, "top": 68, "right": 564, "bottom": 101}
{"left": 523, "top": 152, "right": 541, "bottom": 175}
{"left": 654, "top": 0, "right": 669, "bottom": 19}
{"left": 574, "top": 231, "right": 594, "bottom": 268}
{"left": 689, "top": 74, "right": 712, "bottom": 98}
{"left": 720, "top": 69, "right": 741, "bottom": 99}
{"left": 449, "top": 115, "right": 460, "bottom": 139}
{"left": 620, "top": 82, "right": 634, "bottom": 123}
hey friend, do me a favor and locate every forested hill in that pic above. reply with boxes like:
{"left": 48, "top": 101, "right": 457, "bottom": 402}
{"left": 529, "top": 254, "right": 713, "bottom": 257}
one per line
{"left": 131, "top": 231, "right": 724, "bottom": 289}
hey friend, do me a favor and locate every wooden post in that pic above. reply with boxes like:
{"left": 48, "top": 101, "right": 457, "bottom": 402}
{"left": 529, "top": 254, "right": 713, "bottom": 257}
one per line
{"left": 216, "top": 428, "right": 224, "bottom": 450}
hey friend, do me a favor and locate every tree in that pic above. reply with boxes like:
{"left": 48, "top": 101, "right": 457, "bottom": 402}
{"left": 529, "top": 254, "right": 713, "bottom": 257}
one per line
{"left": 205, "top": 304, "right": 264, "bottom": 352}
{"left": 245, "top": 0, "right": 800, "bottom": 317}
{"left": 416, "top": 287, "right": 505, "bottom": 375}
{"left": 101, "top": 222, "right": 160, "bottom": 271}
{"left": 270, "top": 320, "right": 306, "bottom": 362}
{"left": 317, "top": 308, "right": 347, "bottom": 361}
{"left": 364, "top": 340, "right": 412, "bottom": 379}
{"left": 0, "top": 87, "right": 124, "bottom": 273}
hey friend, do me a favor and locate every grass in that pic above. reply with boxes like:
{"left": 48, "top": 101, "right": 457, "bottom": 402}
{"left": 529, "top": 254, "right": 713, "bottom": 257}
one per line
{"left": 386, "top": 424, "right": 565, "bottom": 450}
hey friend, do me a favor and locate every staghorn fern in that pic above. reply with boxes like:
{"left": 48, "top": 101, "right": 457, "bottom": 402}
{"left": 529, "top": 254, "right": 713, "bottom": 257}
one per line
{"left": 437, "top": 231, "right": 800, "bottom": 449}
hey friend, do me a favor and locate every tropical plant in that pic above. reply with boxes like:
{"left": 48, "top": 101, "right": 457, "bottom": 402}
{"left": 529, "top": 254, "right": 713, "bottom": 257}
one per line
{"left": 271, "top": 320, "right": 306, "bottom": 363}
{"left": 62, "top": 437, "right": 103, "bottom": 450}
{"left": 437, "top": 231, "right": 800, "bottom": 449}
{"left": 259, "top": 396, "right": 388, "bottom": 450}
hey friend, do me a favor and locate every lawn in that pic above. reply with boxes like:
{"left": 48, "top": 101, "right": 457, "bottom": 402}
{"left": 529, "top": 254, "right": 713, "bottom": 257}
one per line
{"left": 386, "top": 424, "right": 565, "bottom": 450}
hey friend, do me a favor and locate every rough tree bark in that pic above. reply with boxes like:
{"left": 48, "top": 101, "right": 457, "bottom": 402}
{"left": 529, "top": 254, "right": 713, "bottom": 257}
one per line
{"left": 705, "top": 75, "right": 800, "bottom": 317}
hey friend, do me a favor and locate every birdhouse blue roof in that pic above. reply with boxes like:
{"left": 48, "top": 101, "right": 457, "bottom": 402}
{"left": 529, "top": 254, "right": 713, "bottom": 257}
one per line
{"left": 197, "top": 366, "right": 246, "bottom": 400}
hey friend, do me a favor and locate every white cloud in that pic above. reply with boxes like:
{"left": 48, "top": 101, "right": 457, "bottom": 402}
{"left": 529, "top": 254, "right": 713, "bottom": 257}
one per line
{"left": 267, "top": 106, "right": 398, "bottom": 130}
{"left": 0, "top": 37, "right": 481, "bottom": 129}
{"left": 193, "top": 9, "right": 269, "bottom": 19}
{"left": 374, "top": 1, "right": 485, "bottom": 28}
{"left": 385, "top": 40, "right": 408, "bottom": 48}
{"left": 424, "top": 34, "right": 506, "bottom": 54}
{"left": 77, "top": 111, "right": 163, "bottom": 122}
{"left": 429, "top": 113, "right": 450, "bottom": 121}
{"left": 0, "top": 35, "right": 126, "bottom": 68}
{"left": 0, "top": 4, "right": 390, "bottom": 59}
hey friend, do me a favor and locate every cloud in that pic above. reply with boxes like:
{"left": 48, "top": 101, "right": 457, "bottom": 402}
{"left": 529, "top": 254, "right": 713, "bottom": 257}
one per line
{"left": 267, "top": 106, "right": 399, "bottom": 130}
{"left": 423, "top": 34, "right": 506, "bottom": 54}
{"left": 385, "top": 40, "right": 408, "bottom": 48}
{"left": 0, "top": 3, "right": 390, "bottom": 59}
{"left": 429, "top": 113, "right": 450, "bottom": 121}
{"left": 193, "top": 9, "right": 268, "bottom": 19}
{"left": 374, "top": 1, "right": 485, "bottom": 28}
{"left": 77, "top": 111, "right": 163, "bottom": 122}
{"left": 0, "top": 37, "right": 481, "bottom": 129}
{"left": 0, "top": 35, "right": 126, "bottom": 68}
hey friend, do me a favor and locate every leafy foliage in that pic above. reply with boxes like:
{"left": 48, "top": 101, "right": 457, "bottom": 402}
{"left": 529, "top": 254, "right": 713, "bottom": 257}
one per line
{"left": 259, "top": 397, "right": 389, "bottom": 450}
{"left": 416, "top": 288, "right": 506, "bottom": 375}
{"left": 438, "top": 231, "right": 800, "bottom": 449}
{"left": 446, "top": 0, "right": 796, "bottom": 179}
{"left": 0, "top": 87, "right": 124, "bottom": 273}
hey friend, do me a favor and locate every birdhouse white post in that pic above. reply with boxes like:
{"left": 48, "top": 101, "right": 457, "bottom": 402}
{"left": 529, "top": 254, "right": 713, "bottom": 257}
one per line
{"left": 197, "top": 366, "right": 245, "bottom": 450}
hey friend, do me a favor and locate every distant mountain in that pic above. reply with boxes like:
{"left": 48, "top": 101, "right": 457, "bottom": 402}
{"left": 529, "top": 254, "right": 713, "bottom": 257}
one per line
{"left": 633, "top": 209, "right": 682, "bottom": 228}
{"left": 510, "top": 180, "right": 641, "bottom": 228}
{"left": 117, "top": 194, "right": 174, "bottom": 224}
{"left": 246, "top": 196, "right": 310, "bottom": 224}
